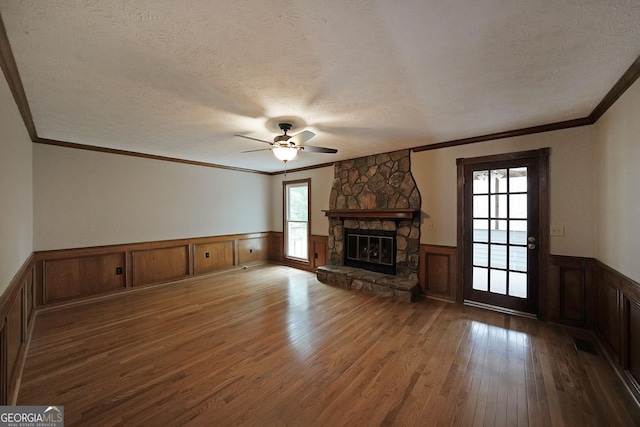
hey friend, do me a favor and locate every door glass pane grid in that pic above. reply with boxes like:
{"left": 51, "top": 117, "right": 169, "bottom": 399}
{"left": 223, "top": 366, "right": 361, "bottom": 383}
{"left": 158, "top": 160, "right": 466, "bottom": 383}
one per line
{"left": 490, "top": 220, "right": 507, "bottom": 243}
{"left": 509, "top": 220, "right": 527, "bottom": 244}
{"left": 509, "top": 167, "right": 528, "bottom": 192}
{"left": 473, "top": 219, "right": 489, "bottom": 242}
{"left": 473, "top": 267, "right": 488, "bottom": 291}
{"left": 472, "top": 167, "right": 528, "bottom": 299}
{"left": 473, "top": 171, "right": 489, "bottom": 194}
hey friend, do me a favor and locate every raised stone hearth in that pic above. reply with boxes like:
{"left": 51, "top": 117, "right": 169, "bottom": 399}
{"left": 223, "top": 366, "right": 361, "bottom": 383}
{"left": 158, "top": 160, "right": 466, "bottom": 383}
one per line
{"left": 318, "top": 149, "right": 422, "bottom": 302}
{"left": 317, "top": 265, "right": 419, "bottom": 302}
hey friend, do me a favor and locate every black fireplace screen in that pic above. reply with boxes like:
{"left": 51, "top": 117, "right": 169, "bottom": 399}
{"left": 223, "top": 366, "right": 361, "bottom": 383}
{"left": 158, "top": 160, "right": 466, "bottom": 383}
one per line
{"left": 344, "top": 229, "right": 396, "bottom": 275}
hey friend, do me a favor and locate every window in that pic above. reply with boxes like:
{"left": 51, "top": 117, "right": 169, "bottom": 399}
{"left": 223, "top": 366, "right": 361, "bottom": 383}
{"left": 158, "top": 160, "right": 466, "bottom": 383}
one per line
{"left": 284, "top": 180, "right": 310, "bottom": 261}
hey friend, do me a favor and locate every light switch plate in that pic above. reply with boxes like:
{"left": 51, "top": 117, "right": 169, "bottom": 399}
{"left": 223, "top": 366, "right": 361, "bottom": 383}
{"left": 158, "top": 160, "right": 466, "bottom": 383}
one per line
{"left": 550, "top": 225, "right": 565, "bottom": 236}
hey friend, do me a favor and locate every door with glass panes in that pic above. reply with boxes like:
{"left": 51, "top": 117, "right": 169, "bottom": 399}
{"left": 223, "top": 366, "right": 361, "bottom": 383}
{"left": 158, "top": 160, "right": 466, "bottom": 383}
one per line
{"left": 462, "top": 154, "right": 540, "bottom": 315}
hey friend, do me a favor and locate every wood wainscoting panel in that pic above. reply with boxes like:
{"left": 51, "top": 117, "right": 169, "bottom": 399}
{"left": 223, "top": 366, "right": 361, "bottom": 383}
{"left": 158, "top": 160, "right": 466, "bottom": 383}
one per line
{"left": 597, "top": 266, "right": 623, "bottom": 361}
{"left": 560, "top": 268, "right": 584, "bottom": 322}
{"left": 5, "top": 294, "right": 22, "bottom": 394}
{"left": 311, "top": 235, "right": 328, "bottom": 269}
{"left": 0, "top": 323, "right": 5, "bottom": 404}
{"left": 132, "top": 246, "right": 189, "bottom": 287}
{"left": 419, "top": 245, "right": 457, "bottom": 301}
{"left": 237, "top": 237, "right": 268, "bottom": 265}
{"left": 0, "top": 255, "right": 35, "bottom": 405}
{"left": 193, "top": 241, "right": 235, "bottom": 275}
{"left": 599, "top": 280, "right": 621, "bottom": 360}
{"left": 594, "top": 260, "right": 640, "bottom": 402}
{"left": 35, "top": 232, "right": 271, "bottom": 305}
{"left": 548, "top": 255, "right": 596, "bottom": 327}
{"left": 43, "top": 252, "right": 126, "bottom": 303}
{"left": 25, "top": 269, "right": 34, "bottom": 327}
{"left": 269, "top": 232, "right": 284, "bottom": 263}
{"left": 623, "top": 294, "right": 640, "bottom": 395}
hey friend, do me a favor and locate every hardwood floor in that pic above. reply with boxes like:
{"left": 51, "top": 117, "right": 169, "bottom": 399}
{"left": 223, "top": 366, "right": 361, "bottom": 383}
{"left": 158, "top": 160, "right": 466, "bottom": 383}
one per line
{"left": 18, "top": 265, "right": 640, "bottom": 426}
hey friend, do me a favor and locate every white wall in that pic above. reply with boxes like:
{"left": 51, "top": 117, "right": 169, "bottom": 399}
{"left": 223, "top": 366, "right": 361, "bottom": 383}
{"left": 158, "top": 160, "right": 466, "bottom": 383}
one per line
{"left": 269, "top": 166, "right": 334, "bottom": 236}
{"left": 34, "top": 144, "right": 271, "bottom": 250}
{"left": 412, "top": 126, "right": 597, "bottom": 257}
{"left": 595, "top": 78, "right": 640, "bottom": 283}
{"left": 0, "top": 74, "right": 33, "bottom": 294}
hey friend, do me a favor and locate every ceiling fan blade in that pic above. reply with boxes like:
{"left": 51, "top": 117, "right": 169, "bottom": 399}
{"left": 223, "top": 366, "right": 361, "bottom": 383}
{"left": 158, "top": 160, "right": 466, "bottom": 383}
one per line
{"left": 233, "top": 134, "right": 273, "bottom": 145}
{"left": 241, "top": 148, "right": 272, "bottom": 153}
{"left": 299, "top": 145, "right": 338, "bottom": 154}
{"left": 289, "top": 130, "right": 315, "bottom": 145}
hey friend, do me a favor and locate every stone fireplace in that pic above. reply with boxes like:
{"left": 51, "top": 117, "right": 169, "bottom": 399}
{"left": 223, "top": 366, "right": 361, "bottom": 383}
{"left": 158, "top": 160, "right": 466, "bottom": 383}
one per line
{"left": 317, "top": 149, "right": 422, "bottom": 302}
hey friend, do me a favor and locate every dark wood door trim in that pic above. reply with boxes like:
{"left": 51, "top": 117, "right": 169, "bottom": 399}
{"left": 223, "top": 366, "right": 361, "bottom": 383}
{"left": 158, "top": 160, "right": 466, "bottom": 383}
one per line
{"left": 456, "top": 148, "right": 549, "bottom": 318}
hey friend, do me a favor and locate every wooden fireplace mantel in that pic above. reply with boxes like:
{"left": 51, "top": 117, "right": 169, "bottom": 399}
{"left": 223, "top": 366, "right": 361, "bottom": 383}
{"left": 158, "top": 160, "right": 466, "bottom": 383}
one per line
{"left": 322, "top": 209, "right": 418, "bottom": 220}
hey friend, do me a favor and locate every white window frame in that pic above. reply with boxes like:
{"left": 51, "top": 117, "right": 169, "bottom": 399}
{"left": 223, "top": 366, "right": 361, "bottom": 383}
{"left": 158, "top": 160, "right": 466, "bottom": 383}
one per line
{"left": 283, "top": 179, "right": 311, "bottom": 262}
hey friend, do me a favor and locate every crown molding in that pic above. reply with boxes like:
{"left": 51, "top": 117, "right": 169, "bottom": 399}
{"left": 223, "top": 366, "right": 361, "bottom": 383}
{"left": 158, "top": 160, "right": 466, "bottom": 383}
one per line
{"left": 35, "top": 138, "right": 270, "bottom": 175}
{"left": 589, "top": 54, "right": 640, "bottom": 122}
{"left": 268, "top": 161, "right": 335, "bottom": 176}
{"left": 411, "top": 117, "right": 593, "bottom": 152}
{"left": 0, "top": 13, "right": 36, "bottom": 141}
{"left": 412, "top": 54, "right": 640, "bottom": 152}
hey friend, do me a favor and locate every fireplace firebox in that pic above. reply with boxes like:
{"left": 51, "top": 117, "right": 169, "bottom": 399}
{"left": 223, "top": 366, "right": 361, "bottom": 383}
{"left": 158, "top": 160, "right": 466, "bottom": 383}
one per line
{"left": 343, "top": 228, "right": 396, "bottom": 275}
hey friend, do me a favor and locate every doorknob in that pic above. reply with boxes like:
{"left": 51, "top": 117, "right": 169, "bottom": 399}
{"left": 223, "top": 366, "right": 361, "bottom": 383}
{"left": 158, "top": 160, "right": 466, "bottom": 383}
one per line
{"left": 528, "top": 243, "right": 536, "bottom": 250}
{"left": 528, "top": 236, "right": 536, "bottom": 243}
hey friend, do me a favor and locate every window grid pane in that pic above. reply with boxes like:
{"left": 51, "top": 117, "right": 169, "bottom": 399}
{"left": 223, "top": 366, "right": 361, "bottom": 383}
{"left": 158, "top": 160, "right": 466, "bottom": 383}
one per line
{"left": 287, "top": 185, "right": 308, "bottom": 221}
{"left": 286, "top": 222, "right": 308, "bottom": 259}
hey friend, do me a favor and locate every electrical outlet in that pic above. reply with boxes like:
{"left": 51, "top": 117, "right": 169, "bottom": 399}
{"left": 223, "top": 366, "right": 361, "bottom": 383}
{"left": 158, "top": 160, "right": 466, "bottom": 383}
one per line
{"left": 116, "top": 267, "right": 123, "bottom": 275}
{"left": 550, "top": 225, "right": 565, "bottom": 236}
{"left": 205, "top": 252, "right": 210, "bottom": 258}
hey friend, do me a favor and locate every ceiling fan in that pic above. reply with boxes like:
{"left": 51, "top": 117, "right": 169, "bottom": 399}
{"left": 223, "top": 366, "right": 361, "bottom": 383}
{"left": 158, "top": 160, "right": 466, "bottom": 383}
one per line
{"left": 234, "top": 123, "right": 338, "bottom": 163}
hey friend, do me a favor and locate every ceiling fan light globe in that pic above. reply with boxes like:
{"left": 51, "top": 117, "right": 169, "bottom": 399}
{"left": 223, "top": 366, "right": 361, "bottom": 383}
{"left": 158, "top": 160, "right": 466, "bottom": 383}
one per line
{"left": 273, "top": 146, "right": 298, "bottom": 162}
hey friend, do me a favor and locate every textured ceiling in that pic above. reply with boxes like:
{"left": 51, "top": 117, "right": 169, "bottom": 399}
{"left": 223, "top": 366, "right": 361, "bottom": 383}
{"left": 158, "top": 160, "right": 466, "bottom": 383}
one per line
{"left": 1, "top": 0, "right": 640, "bottom": 172}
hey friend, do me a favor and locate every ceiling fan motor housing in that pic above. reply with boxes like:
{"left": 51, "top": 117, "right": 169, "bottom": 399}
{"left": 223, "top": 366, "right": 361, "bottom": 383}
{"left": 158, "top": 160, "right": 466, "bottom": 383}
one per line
{"left": 275, "top": 123, "right": 293, "bottom": 144}
{"left": 278, "top": 123, "right": 293, "bottom": 133}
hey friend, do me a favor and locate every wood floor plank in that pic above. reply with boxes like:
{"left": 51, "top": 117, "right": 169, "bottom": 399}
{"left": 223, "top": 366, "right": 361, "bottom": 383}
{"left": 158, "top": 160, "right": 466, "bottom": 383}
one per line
{"left": 16, "top": 265, "right": 640, "bottom": 426}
